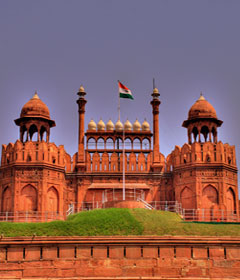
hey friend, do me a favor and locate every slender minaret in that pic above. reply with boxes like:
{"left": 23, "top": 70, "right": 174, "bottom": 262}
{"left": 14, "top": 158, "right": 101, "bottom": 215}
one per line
{"left": 150, "top": 87, "right": 162, "bottom": 171}
{"left": 76, "top": 86, "right": 87, "bottom": 171}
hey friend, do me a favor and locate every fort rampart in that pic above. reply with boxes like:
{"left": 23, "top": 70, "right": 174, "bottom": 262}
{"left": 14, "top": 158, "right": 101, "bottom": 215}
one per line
{"left": 0, "top": 236, "right": 240, "bottom": 279}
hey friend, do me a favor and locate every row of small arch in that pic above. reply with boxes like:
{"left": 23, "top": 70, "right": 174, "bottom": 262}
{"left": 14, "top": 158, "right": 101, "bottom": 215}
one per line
{"left": 88, "top": 119, "right": 150, "bottom": 132}
{"left": 87, "top": 137, "right": 151, "bottom": 150}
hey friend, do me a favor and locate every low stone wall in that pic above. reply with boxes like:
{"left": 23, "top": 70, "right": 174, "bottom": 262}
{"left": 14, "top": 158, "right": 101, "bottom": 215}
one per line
{"left": 0, "top": 236, "right": 240, "bottom": 279}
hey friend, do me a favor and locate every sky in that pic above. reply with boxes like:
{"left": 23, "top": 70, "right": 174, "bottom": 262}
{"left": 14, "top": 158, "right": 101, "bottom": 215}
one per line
{"left": 0, "top": 0, "right": 240, "bottom": 172}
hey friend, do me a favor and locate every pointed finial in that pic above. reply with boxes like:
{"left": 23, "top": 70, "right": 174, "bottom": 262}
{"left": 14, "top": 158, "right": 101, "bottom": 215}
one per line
{"left": 77, "top": 85, "right": 86, "bottom": 97}
{"left": 198, "top": 92, "right": 205, "bottom": 101}
{"left": 32, "top": 91, "right": 40, "bottom": 99}
{"left": 79, "top": 85, "right": 85, "bottom": 92}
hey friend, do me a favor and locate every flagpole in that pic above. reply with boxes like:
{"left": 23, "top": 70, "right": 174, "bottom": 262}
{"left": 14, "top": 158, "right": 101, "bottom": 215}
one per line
{"left": 123, "top": 127, "right": 125, "bottom": 201}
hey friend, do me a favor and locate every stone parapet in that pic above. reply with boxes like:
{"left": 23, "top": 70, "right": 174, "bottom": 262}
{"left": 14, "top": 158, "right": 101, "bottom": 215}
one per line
{"left": 0, "top": 236, "right": 240, "bottom": 279}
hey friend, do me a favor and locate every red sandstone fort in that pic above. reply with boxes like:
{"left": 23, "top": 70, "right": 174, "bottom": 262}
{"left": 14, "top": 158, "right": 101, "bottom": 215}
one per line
{"left": 0, "top": 86, "right": 238, "bottom": 221}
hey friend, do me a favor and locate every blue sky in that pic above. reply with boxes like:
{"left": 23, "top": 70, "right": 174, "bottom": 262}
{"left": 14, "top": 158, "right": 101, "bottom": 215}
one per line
{"left": 0, "top": 0, "right": 239, "bottom": 171}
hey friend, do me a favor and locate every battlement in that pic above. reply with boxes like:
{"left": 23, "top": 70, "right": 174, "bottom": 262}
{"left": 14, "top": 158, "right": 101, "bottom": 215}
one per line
{"left": 166, "top": 141, "right": 236, "bottom": 172}
{"left": 1, "top": 140, "right": 68, "bottom": 169}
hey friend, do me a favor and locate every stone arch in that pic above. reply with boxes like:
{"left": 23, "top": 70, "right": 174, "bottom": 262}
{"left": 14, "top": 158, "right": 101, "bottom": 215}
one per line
{"left": 180, "top": 187, "right": 195, "bottom": 209}
{"left": 97, "top": 137, "right": 104, "bottom": 149}
{"left": 124, "top": 137, "right": 132, "bottom": 149}
{"left": 226, "top": 187, "right": 236, "bottom": 213}
{"left": 142, "top": 138, "right": 150, "bottom": 150}
{"left": 40, "top": 125, "right": 47, "bottom": 141}
{"left": 200, "top": 125, "right": 209, "bottom": 142}
{"left": 20, "top": 184, "right": 37, "bottom": 211}
{"left": 192, "top": 127, "right": 198, "bottom": 143}
{"left": 115, "top": 137, "right": 123, "bottom": 150}
{"left": 202, "top": 185, "right": 218, "bottom": 208}
{"left": 2, "top": 187, "right": 12, "bottom": 212}
{"left": 46, "top": 187, "right": 59, "bottom": 213}
{"left": 133, "top": 137, "right": 141, "bottom": 150}
{"left": 106, "top": 137, "right": 114, "bottom": 149}
{"left": 87, "top": 137, "right": 96, "bottom": 149}
{"left": 29, "top": 124, "right": 38, "bottom": 141}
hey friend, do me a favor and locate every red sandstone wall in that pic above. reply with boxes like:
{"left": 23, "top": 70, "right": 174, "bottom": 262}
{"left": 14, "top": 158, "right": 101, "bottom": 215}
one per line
{"left": 1, "top": 236, "right": 240, "bottom": 279}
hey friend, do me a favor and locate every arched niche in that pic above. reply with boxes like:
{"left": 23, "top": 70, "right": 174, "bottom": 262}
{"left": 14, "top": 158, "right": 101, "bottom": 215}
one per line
{"left": 47, "top": 187, "right": 59, "bottom": 213}
{"left": 202, "top": 185, "right": 218, "bottom": 208}
{"left": 226, "top": 188, "right": 236, "bottom": 213}
{"left": 2, "top": 187, "right": 12, "bottom": 212}
{"left": 180, "top": 187, "right": 194, "bottom": 209}
{"left": 20, "top": 184, "right": 37, "bottom": 211}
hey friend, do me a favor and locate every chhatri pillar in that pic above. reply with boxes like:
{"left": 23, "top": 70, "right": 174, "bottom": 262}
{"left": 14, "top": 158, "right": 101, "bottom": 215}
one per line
{"left": 76, "top": 86, "right": 87, "bottom": 171}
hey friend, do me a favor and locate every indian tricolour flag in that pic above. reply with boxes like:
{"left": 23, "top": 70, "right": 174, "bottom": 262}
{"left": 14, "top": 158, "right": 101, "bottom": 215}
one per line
{"left": 118, "top": 81, "right": 134, "bottom": 100}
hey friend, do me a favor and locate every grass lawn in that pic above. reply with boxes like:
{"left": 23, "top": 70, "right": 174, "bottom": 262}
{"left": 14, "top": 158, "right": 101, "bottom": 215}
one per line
{"left": 0, "top": 208, "right": 240, "bottom": 237}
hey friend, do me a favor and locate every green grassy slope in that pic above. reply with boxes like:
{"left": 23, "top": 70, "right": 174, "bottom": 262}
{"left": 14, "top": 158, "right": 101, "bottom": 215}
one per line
{"left": 0, "top": 208, "right": 239, "bottom": 237}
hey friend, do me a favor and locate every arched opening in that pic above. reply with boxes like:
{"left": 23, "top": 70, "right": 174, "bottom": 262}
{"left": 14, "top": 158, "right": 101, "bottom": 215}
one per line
{"left": 2, "top": 187, "right": 12, "bottom": 212}
{"left": 20, "top": 185, "right": 37, "bottom": 211}
{"left": 106, "top": 137, "right": 114, "bottom": 149}
{"left": 97, "top": 137, "right": 104, "bottom": 149}
{"left": 87, "top": 137, "right": 96, "bottom": 149}
{"left": 226, "top": 188, "right": 236, "bottom": 214}
{"left": 133, "top": 138, "right": 141, "bottom": 150}
{"left": 47, "top": 187, "right": 59, "bottom": 213}
{"left": 212, "top": 127, "right": 217, "bottom": 143}
{"left": 40, "top": 126, "right": 47, "bottom": 141}
{"left": 29, "top": 124, "right": 38, "bottom": 141}
{"left": 115, "top": 138, "right": 123, "bottom": 150}
{"left": 201, "top": 126, "right": 209, "bottom": 142}
{"left": 22, "top": 125, "right": 27, "bottom": 142}
{"left": 192, "top": 127, "right": 198, "bottom": 143}
{"left": 180, "top": 187, "right": 195, "bottom": 209}
{"left": 202, "top": 185, "right": 218, "bottom": 208}
{"left": 142, "top": 138, "right": 150, "bottom": 150}
{"left": 124, "top": 138, "right": 132, "bottom": 149}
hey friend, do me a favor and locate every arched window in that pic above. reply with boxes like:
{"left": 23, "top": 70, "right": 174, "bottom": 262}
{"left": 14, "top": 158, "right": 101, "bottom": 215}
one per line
{"left": 87, "top": 137, "right": 96, "bottom": 149}
{"left": 115, "top": 138, "right": 123, "bottom": 150}
{"left": 97, "top": 138, "right": 105, "bottom": 149}
{"left": 124, "top": 138, "right": 132, "bottom": 149}
{"left": 142, "top": 138, "right": 150, "bottom": 150}
{"left": 106, "top": 138, "right": 114, "bottom": 149}
{"left": 133, "top": 138, "right": 141, "bottom": 150}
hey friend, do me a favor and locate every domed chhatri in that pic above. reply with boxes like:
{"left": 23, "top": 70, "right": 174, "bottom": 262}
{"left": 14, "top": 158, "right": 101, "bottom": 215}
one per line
{"left": 142, "top": 119, "right": 150, "bottom": 131}
{"left": 133, "top": 119, "right": 141, "bottom": 131}
{"left": 124, "top": 119, "right": 132, "bottom": 131}
{"left": 188, "top": 94, "right": 217, "bottom": 120}
{"left": 20, "top": 91, "right": 50, "bottom": 120}
{"left": 115, "top": 119, "right": 123, "bottom": 131}
{"left": 97, "top": 119, "right": 105, "bottom": 131}
{"left": 106, "top": 119, "right": 114, "bottom": 131}
{"left": 88, "top": 119, "right": 97, "bottom": 131}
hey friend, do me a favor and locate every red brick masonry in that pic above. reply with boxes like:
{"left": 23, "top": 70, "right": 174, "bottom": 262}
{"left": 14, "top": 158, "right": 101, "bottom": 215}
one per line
{"left": 0, "top": 236, "right": 240, "bottom": 279}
